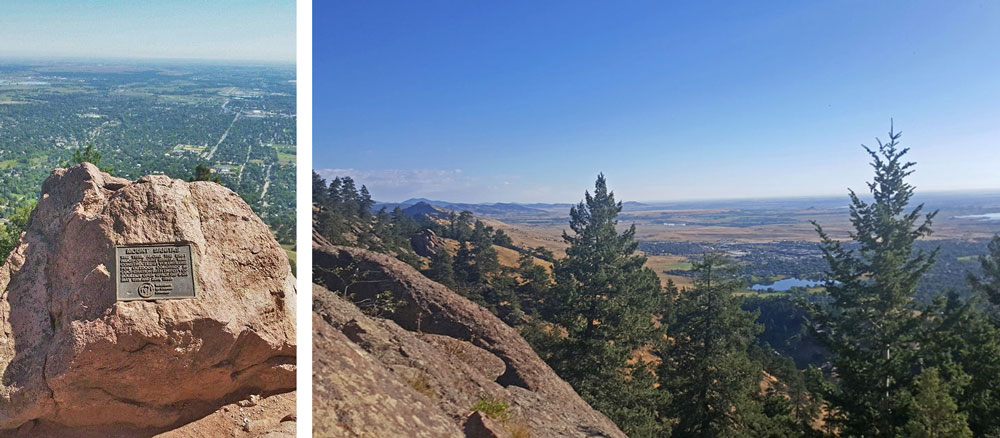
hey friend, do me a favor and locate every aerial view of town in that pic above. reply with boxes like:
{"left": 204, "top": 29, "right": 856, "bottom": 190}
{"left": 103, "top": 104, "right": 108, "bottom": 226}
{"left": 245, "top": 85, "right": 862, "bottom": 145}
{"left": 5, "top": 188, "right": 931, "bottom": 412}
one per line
{"left": 0, "top": 61, "right": 296, "bottom": 245}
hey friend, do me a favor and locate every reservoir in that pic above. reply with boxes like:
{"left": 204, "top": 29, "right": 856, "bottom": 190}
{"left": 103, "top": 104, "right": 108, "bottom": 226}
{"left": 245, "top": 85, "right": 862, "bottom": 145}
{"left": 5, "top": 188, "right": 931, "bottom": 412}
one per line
{"left": 751, "top": 277, "right": 824, "bottom": 291}
{"left": 955, "top": 213, "right": 1000, "bottom": 221}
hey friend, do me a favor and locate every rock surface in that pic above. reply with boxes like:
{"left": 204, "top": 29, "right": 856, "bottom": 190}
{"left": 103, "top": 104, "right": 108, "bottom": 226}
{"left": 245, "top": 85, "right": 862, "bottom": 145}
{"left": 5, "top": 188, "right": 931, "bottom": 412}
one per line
{"left": 312, "top": 240, "right": 625, "bottom": 438}
{"left": 463, "top": 411, "right": 511, "bottom": 438}
{"left": 0, "top": 164, "right": 296, "bottom": 435}
{"left": 410, "top": 228, "right": 443, "bottom": 257}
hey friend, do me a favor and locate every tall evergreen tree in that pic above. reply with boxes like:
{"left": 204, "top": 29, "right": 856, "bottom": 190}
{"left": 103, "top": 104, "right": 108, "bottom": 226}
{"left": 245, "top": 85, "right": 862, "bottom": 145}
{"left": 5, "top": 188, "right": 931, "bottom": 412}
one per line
{"left": 358, "top": 185, "right": 374, "bottom": 218}
{"left": 660, "top": 253, "right": 764, "bottom": 438}
{"left": 454, "top": 241, "right": 475, "bottom": 284}
{"left": 808, "top": 124, "right": 938, "bottom": 436}
{"left": 328, "top": 177, "right": 343, "bottom": 206}
{"left": 471, "top": 225, "right": 501, "bottom": 283}
{"left": 312, "top": 172, "right": 329, "bottom": 205}
{"left": 340, "top": 176, "right": 359, "bottom": 210}
{"left": 543, "top": 174, "right": 666, "bottom": 436}
{"left": 454, "top": 211, "right": 474, "bottom": 240}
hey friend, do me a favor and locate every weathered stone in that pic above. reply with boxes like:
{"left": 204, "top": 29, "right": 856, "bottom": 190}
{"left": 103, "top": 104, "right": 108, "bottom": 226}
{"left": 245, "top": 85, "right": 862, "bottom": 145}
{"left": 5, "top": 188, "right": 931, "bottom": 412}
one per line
{"left": 312, "top": 242, "right": 626, "bottom": 438}
{"left": 313, "top": 311, "right": 464, "bottom": 438}
{"left": 463, "top": 411, "right": 511, "bottom": 438}
{"left": 0, "top": 164, "right": 296, "bottom": 433}
{"left": 410, "top": 228, "right": 443, "bottom": 257}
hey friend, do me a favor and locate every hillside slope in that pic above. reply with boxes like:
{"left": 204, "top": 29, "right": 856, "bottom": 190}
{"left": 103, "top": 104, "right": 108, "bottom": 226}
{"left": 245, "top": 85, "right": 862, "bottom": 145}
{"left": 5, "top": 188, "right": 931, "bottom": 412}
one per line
{"left": 312, "top": 237, "right": 625, "bottom": 438}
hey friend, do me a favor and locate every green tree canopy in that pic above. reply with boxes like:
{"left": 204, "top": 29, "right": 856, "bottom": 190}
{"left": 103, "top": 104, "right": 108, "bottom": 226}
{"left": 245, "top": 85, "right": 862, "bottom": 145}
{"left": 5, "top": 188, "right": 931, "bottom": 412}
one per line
{"left": 543, "top": 174, "right": 667, "bottom": 436}
{"left": 905, "top": 368, "right": 972, "bottom": 438}
{"left": 808, "top": 124, "right": 938, "bottom": 436}
{"left": 661, "top": 253, "right": 765, "bottom": 438}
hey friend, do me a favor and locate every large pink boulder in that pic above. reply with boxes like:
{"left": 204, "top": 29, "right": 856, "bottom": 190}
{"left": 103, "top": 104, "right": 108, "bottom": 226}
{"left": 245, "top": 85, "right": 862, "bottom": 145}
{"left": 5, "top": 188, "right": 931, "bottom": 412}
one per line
{"left": 0, "top": 163, "right": 296, "bottom": 433}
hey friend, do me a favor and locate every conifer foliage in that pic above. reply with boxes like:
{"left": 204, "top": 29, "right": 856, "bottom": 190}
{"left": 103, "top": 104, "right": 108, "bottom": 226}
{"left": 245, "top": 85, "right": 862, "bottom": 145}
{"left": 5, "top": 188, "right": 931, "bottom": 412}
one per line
{"left": 807, "top": 124, "right": 947, "bottom": 436}
{"left": 544, "top": 174, "right": 669, "bottom": 436}
{"left": 904, "top": 367, "right": 973, "bottom": 438}
{"left": 661, "top": 254, "right": 765, "bottom": 438}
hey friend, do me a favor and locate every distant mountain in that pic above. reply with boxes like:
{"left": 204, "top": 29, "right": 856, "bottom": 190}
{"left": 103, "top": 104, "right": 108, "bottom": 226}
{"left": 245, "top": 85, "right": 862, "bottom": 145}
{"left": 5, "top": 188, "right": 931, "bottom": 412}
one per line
{"left": 371, "top": 198, "right": 670, "bottom": 217}
{"left": 401, "top": 201, "right": 448, "bottom": 218}
{"left": 375, "top": 198, "right": 553, "bottom": 217}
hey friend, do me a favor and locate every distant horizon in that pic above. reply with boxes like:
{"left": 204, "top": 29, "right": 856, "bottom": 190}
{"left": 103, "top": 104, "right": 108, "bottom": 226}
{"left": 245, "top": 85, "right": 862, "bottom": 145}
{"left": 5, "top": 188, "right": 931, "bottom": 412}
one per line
{"left": 0, "top": 56, "right": 296, "bottom": 68}
{"left": 0, "top": 1, "right": 295, "bottom": 63}
{"left": 314, "top": 168, "right": 1000, "bottom": 205}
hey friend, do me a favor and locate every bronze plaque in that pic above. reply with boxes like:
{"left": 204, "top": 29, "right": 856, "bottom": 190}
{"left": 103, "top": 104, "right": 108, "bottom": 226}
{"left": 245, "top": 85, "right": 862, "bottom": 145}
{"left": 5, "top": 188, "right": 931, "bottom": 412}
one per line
{"left": 114, "top": 243, "right": 198, "bottom": 301}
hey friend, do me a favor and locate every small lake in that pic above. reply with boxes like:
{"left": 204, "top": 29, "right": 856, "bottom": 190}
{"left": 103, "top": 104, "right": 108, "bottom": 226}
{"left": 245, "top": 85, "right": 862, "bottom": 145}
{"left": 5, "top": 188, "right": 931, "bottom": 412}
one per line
{"left": 955, "top": 213, "right": 1000, "bottom": 221}
{"left": 751, "top": 277, "right": 824, "bottom": 291}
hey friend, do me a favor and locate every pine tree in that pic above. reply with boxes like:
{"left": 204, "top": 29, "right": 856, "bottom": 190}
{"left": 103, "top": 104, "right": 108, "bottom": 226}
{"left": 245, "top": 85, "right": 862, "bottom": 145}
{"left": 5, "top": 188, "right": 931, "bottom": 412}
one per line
{"left": 69, "top": 143, "right": 103, "bottom": 167}
{"left": 660, "top": 253, "right": 764, "bottom": 438}
{"left": 312, "top": 172, "right": 329, "bottom": 205}
{"left": 358, "top": 185, "right": 374, "bottom": 218}
{"left": 192, "top": 164, "right": 220, "bottom": 183}
{"left": 454, "top": 241, "right": 474, "bottom": 284}
{"left": 426, "top": 249, "right": 457, "bottom": 289}
{"left": 454, "top": 211, "right": 474, "bottom": 240}
{"left": 514, "top": 252, "right": 551, "bottom": 316}
{"left": 340, "top": 176, "right": 359, "bottom": 208}
{"left": 471, "top": 226, "right": 501, "bottom": 283}
{"left": 543, "top": 174, "right": 666, "bottom": 436}
{"left": 922, "top": 291, "right": 1000, "bottom": 436}
{"left": 808, "top": 124, "right": 938, "bottom": 436}
{"left": 328, "top": 177, "right": 343, "bottom": 206}
{"left": 904, "top": 368, "right": 972, "bottom": 438}
{"left": 968, "top": 235, "right": 1000, "bottom": 308}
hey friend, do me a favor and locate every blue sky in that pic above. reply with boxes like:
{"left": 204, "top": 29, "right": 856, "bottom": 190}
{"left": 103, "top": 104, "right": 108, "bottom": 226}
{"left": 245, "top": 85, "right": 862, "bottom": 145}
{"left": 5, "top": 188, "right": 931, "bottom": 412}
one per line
{"left": 317, "top": 1, "right": 1000, "bottom": 203}
{"left": 0, "top": 1, "right": 295, "bottom": 63}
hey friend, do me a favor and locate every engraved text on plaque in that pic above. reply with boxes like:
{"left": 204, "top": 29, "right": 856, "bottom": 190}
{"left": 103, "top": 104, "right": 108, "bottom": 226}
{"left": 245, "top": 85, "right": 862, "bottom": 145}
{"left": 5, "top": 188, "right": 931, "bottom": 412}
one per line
{"left": 115, "top": 243, "right": 197, "bottom": 301}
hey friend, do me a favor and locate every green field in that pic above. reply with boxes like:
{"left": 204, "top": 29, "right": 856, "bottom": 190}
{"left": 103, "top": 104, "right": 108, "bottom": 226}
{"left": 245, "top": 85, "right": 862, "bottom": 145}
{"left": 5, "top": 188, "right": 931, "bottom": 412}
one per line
{"left": 281, "top": 244, "right": 297, "bottom": 272}
{"left": 277, "top": 151, "right": 296, "bottom": 165}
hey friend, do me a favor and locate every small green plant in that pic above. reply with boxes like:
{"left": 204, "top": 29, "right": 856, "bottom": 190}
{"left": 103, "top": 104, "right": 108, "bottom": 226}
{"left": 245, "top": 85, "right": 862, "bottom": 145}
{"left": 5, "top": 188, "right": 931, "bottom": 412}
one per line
{"left": 472, "top": 395, "right": 510, "bottom": 421}
{"left": 358, "top": 290, "right": 406, "bottom": 318}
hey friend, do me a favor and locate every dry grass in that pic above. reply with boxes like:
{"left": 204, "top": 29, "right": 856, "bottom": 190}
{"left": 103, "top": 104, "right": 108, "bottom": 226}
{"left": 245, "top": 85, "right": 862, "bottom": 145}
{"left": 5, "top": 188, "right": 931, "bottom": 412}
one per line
{"left": 408, "top": 373, "right": 434, "bottom": 399}
{"left": 505, "top": 421, "right": 533, "bottom": 438}
{"left": 439, "top": 237, "right": 552, "bottom": 273}
{"left": 644, "top": 254, "right": 695, "bottom": 289}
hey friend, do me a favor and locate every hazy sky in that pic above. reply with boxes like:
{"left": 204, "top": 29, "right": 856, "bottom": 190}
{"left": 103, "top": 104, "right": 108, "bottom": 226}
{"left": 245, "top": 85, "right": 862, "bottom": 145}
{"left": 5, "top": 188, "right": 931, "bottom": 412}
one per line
{"left": 316, "top": 1, "right": 1000, "bottom": 203}
{"left": 0, "top": 1, "right": 295, "bottom": 63}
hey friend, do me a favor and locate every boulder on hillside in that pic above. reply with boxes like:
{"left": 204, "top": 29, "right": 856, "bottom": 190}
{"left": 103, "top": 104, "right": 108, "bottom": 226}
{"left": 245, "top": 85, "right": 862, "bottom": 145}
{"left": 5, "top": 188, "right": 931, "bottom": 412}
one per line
{"left": 410, "top": 228, "right": 443, "bottom": 257}
{"left": 312, "top": 242, "right": 625, "bottom": 438}
{"left": 0, "top": 163, "right": 296, "bottom": 436}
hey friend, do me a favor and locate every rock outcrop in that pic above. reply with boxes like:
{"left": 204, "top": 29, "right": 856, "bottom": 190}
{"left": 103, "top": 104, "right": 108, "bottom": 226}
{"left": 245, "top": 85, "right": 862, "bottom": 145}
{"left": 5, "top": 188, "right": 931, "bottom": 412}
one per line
{"left": 410, "top": 228, "right": 443, "bottom": 257}
{"left": 312, "top": 239, "right": 625, "bottom": 438}
{"left": 0, "top": 164, "right": 296, "bottom": 436}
